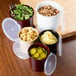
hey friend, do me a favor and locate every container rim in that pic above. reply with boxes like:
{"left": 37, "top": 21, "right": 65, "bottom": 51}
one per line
{"left": 18, "top": 27, "right": 39, "bottom": 43}
{"left": 28, "top": 42, "right": 50, "bottom": 61}
{"left": 10, "top": 4, "right": 34, "bottom": 21}
{"left": 36, "top": 0, "right": 63, "bottom": 18}
{"left": 39, "top": 30, "right": 59, "bottom": 45}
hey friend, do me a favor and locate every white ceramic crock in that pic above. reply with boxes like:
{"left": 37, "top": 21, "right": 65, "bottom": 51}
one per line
{"left": 19, "top": 38, "right": 32, "bottom": 54}
{"left": 18, "top": 27, "right": 39, "bottom": 54}
{"left": 36, "top": 0, "right": 65, "bottom": 32}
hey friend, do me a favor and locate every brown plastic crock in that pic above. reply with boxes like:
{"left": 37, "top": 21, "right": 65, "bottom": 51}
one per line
{"left": 28, "top": 43, "right": 50, "bottom": 72}
{"left": 9, "top": 5, "right": 34, "bottom": 28}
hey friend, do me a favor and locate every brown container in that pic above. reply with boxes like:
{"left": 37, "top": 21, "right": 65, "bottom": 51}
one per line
{"left": 9, "top": 5, "right": 34, "bottom": 28}
{"left": 28, "top": 43, "right": 50, "bottom": 72}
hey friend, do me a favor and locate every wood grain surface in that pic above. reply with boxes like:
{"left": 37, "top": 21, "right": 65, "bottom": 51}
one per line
{"left": 0, "top": 0, "right": 76, "bottom": 76}
{"left": 20, "top": 0, "right": 76, "bottom": 38}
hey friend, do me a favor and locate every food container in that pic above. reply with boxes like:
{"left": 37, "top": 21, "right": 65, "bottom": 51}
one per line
{"left": 2, "top": 18, "right": 39, "bottom": 59}
{"left": 10, "top": 5, "right": 34, "bottom": 28}
{"left": 36, "top": 0, "right": 65, "bottom": 32}
{"left": 28, "top": 43, "right": 57, "bottom": 75}
{"left": 39, "top": 30, "right": 59, "bottom": 54}
{"left": 18, "top": 27, "right": 39, "bottom": 54}
{"left": 39, "top": 30, "right": 62, "bottom": 56}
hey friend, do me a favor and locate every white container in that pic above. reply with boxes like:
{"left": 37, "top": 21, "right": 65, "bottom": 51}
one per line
{"left": 18, "top": 27, "right": 39, "bottom": 54}
{"left": 36, "top": 0, "right": 65, "bottom": 32}
{"left": 19, "top": 38, "right": 32, "bottom": 54}
{"left": 2, "top": 18, "right": 39, "bottom": 59}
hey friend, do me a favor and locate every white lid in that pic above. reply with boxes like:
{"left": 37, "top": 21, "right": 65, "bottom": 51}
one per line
{"left": 13, "top": 41, "right": 29, "bottom": 59}
{"left": 44, "top": 53, "right": 57, "bottom": 75}
{"left": 2, "top": 18, "right": 21, "bottom": 41}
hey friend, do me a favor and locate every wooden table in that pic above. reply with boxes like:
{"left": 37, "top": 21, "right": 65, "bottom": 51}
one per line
{"left": 0, "top": 0, "right": 76, "bottom": 76}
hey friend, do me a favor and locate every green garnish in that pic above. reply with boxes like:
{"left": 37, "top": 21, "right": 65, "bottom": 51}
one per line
{"left": 10, "top": 4, "right": 33, "bottom": 20}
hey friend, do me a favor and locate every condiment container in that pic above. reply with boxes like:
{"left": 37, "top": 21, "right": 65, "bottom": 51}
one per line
{"left": 18, "top": 27, "right": 39, "bottom": 54}
{"left": 10, "top": 5, "right": 34, "bottom": 28}
{"left": 28, "top": 43, "right": 57, "bottom": 76}
{"left": 39, "top": 30, "right": 62, "bottom": 56}
{"left": 36, "top": 0, "right": 65, "bottom": 32}
{"left": 2, "top": 18, "right": 38, "bottom": 59}
{"left": 39, "top": 30, "right": 59, "bottom": 54}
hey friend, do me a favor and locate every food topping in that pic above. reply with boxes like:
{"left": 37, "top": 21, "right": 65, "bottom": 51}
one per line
{"left": 10, "top": 4, "right": 34, "bottom": 20}
{"left": 19, "top": 27, "right": 38, "bottom": 42}
{"left": 40, "top": 31, "right": 57, "bottom": 45}
{"left": 38, "top": 5, "right": 59, "bottom": 16}
{"left": 30, "top": 47, "right": 47, "bottom": 60}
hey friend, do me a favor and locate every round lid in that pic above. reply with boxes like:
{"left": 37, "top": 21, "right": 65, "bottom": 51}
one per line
{"left": 13, "top": 41, "right": 29, "bottom": 59}
{"left": 44, "top": 53, "right": 57, "bottom": 75}
{"left": 2, "top": 18, "right": 21, "bottom": 41}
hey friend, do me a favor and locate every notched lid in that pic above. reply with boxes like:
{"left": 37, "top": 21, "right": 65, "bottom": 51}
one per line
{"left": 2, "top": 18, "right": 21, "bottom": 41}
{"left": 44, "top": 53, "right": 57, "bottom": 75}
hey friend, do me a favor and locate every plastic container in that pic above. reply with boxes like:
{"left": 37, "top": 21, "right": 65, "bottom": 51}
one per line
{"left": 10, "top": 5, "right": 34, "bottom": 28}
{"left": 36, "top": 0, "right": 65, "bottom": 32}
{"left": 28, "top": 43, "right": 50, "bottom": 72}
{"left": 39, "top": 30, "right": 59, "bottom": 54}
{"left": 28, "top": 43, "right": 57, "bottom": 76}
{"left": 18, "top": 27, "right": 39, "bottom": 54}
{"left": 2, "top": 18, "right": 39, "bottom": 59}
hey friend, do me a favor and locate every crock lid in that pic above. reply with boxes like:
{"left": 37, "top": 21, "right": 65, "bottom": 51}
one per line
{"left": 2, "top": 18, "right": 21, "bottom": 41}
{"left": 13, "top": 41, "right": 29, "bottom": 59}
{"left": 44, "top": 53, "right": 57, "bottom": 75}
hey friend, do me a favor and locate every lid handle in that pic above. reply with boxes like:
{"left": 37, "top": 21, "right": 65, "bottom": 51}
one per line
{"left": 58, "top": 36, "right": 62, "bottom": 56}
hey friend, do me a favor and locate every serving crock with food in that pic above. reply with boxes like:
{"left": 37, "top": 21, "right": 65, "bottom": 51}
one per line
{"left": 18, "top": 27, "right": 39, "bottom": 54}
{"left": 39, "top": 30, "right": 59, "bottom": 54}
{"left": 28, "top": 43, "right": 58, "bottom": 76}
{"left": 10, "top": 4, "right": 34, "bottom": 27}
{"left": 36, "top": 0, "right": 65, "bottom": 32}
